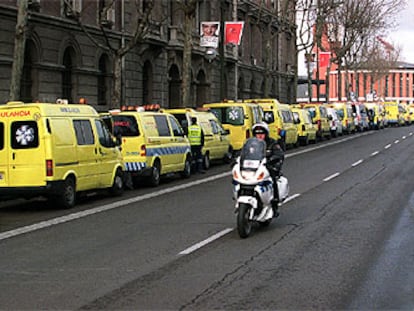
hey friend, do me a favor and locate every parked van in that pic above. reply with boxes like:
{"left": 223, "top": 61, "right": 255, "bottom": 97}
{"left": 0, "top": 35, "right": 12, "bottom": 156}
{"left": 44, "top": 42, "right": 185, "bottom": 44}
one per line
{"left": 0, "top": 100, "right": 124, "bottom": 208}
{"left": 161, "top": 108, "right": 232, "bottom": 169}
{"left": 301, "top": 103, "right": 331, "bottom": 140}
{"left": 326, "top": 107, "right": 343, "bottom": 137}
{"left": 383, "top": 101, "right": 402, "bottom": 126}
{"left": 245, "top": 98, "right": 298, "bottom": 149}
{"left": 351, "top": 103, "right": 370, "bottom": 131}
{"left": 291, "top": 106, "right": 317, "bottom": 145}
{"left": 203, "top": 100, "right": 263, "bottom": 153}
{"left": 328, "top": 102, "right": 355, "bottom": 134}
{"left": 365, "top": 102, "right": 385, "bottom": 129}
{"left": 110, "top": 109, "right": 192, "bottom": 187}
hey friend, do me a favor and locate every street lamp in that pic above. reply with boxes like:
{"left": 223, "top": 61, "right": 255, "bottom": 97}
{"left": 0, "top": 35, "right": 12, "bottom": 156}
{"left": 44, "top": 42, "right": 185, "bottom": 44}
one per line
{"left": 205, "top": 47, "right": 218, "bottom": 62}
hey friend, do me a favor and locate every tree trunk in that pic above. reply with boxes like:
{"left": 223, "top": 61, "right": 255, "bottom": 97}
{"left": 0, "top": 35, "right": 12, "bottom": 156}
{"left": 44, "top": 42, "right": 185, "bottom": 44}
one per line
{"left": 181, "top": 12, "right": 193, "bottom": 108}
{"left": 111, "top": 53, "right": 122, "bottom": 109}
{"left": 9, "top": 0, "right": 28, "bottom": 101}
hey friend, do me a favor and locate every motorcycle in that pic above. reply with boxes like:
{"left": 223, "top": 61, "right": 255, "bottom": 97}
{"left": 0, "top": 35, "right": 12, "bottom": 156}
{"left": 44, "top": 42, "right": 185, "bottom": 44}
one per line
{"left": 232, "top": 138, "right": 289, "bottom": 238}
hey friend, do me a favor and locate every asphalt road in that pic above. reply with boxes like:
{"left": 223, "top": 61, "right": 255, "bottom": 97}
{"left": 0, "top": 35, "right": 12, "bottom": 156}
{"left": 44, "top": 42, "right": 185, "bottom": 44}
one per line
{"left": 0, "top": 126, "right": 413, "bottom": 310}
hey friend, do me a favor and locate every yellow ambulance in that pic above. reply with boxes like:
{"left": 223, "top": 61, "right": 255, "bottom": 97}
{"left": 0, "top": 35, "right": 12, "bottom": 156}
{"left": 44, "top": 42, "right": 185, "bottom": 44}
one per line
{"left": 0, "top": 100, "right": 124, "bottom": 208}
{"left": 245, "top": 98, "right": 299, "bottom": 149}
{"left": 203, "top": 100, "right": 263, "bottom": 154}
{"left": 161, "top": 108, "right": 232, "bottom": 169}
{"left": 110, "top": 109, "right": 192, "bottom": 187}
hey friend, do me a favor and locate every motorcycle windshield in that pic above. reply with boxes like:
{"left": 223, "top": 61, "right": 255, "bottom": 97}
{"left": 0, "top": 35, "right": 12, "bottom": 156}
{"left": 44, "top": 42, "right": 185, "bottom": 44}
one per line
{"left": 240, "top": 138, "right": 266, "bottom": 170}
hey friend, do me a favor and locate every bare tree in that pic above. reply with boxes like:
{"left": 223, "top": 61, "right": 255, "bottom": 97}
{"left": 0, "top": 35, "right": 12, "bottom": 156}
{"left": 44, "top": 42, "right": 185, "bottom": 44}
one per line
{"left": 324, "top": 0, "right": 405, "bottom": 100}
{"left": 9, "top": 0, "right": 28, "bottom": 101}
{"left": 68, "top": 0, "right": 154, "bottom": 108}
{"left": 175, "top": 0, "right": 197, "bottom": 108}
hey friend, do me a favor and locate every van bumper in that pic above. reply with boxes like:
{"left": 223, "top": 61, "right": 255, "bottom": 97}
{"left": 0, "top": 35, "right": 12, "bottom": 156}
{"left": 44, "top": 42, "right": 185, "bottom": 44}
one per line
{"left": 0, "top": 181, "right": 64, "bottom": 199}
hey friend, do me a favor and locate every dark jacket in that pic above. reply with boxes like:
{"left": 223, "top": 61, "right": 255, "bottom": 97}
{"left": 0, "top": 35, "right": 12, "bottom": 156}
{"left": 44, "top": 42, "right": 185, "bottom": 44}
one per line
{"left": 265, "top": 136, "right": 284, "bottom": 173}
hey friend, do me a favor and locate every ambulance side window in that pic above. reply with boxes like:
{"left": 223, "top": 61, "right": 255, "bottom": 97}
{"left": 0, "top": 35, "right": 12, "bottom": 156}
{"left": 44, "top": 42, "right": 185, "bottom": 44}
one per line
{"left": 95, "top": 119, "right": 114, "bottom": 148}
{"left": 210, "top": 120, "right": 219, "bottom": 134}
{"left": 0, "top": 123, "right": 3, "bottom": 150}
{"left": 73, "top": 120, "right": 95, "bottom": 145}
{"left": 169, "top": 116, "right": 184, "bottom": 136}
{"left": 11, "top": 121, "right": 39, "bottom": 149}
{"left": 154, "top": 115, "right": 171, "bottom": 136}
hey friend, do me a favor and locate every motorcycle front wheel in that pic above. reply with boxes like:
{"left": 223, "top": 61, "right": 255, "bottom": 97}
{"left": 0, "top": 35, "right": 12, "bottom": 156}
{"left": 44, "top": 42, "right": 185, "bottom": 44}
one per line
{"left": 237, "top": 203, "right": 252, "bottom": 238}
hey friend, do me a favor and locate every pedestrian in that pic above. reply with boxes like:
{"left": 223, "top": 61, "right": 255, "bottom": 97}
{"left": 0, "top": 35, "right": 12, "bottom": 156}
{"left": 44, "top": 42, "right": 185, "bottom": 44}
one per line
{"left": 188, "top": 117, "right": 206, "bottom": 174}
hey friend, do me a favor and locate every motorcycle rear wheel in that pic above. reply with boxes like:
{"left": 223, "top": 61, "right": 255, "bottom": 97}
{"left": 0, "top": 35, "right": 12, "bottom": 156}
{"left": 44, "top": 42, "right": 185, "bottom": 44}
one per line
{"left": 237, "top": 203, "right": 252, "bottom": 238}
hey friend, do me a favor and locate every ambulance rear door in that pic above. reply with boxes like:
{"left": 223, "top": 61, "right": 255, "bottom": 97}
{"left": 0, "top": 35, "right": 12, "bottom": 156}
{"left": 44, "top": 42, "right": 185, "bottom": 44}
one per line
{"left": 5, "top": 108, "right": 47, "bottom": 187}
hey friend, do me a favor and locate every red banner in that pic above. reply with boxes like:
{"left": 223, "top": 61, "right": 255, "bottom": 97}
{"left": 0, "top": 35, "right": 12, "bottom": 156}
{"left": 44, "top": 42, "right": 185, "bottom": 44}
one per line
{"left": 224, "top": 22, "right": 244, "bottom": 45}
{"left": 319, "top": 52, "right": 331, "bottom": 67}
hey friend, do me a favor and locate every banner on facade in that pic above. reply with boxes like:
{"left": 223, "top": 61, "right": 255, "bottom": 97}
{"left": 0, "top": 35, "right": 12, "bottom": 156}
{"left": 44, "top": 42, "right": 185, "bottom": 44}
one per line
{"left": 200, "top": 21, "right": 220, "bottom": 48}
{"left": 224, "top": 21, "right": 244, "bottom": 45}
{"left": 319, "top": 52, "right": 331, "bottom": 67}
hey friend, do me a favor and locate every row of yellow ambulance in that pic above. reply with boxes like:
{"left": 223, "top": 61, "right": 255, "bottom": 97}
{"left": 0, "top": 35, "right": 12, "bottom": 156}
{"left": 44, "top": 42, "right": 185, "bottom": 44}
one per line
{"left": 1, "top": 99, "right": 411, "bottom": 209}
{"left": 0, "top": 100, "right": 236, "bottom": 209}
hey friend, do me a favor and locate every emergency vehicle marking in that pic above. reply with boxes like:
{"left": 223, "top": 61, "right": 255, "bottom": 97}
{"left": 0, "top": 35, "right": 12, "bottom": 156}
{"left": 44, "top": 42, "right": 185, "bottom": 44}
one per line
{"left": 0, "top": 110, "right": 31, "bottom": 118}
{"left": 125, "top": 162, "right": 146, "bottom": 171}
{"left": 60, "top": 107, "right": 81, "bottom": 113}
{"left": 146, "top": 146, "right": 191, "bottom": 156}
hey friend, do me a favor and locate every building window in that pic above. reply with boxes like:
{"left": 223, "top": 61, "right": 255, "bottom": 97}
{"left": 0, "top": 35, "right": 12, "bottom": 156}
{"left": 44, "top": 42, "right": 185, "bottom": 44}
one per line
{"left": 64, "top": 0, "right": 82, "bottom": 18}
{"left": 385, "top": 75, "right": 389, "bottom": 97}
{"left": 98, "top": 54, "right": 109, "bottom": 106}
{"left": 62, "top": 48, "right": 74, "bottom": 103}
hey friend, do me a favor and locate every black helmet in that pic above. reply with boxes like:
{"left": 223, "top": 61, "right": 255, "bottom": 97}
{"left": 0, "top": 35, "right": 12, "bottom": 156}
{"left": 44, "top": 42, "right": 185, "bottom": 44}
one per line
{"left": 252, "top": 122, "right": 269, "bottom": 136}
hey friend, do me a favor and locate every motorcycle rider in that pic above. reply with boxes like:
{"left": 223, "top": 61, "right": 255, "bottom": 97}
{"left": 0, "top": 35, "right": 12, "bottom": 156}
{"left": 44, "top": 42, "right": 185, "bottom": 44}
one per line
{"left": 252, "top": 122, "right": 285, "bottom": 216}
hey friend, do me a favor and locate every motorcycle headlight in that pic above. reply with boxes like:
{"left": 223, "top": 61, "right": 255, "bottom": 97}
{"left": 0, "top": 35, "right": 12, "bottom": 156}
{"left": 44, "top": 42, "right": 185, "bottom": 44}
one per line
{"left": 241, "top": 170, "right": 255, "bottom": 179}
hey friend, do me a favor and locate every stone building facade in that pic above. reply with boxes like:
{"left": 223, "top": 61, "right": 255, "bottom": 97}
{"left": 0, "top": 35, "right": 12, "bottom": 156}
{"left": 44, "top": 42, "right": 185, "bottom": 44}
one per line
{"left": 0, "top": 0, "right": 297, "bottom": 111}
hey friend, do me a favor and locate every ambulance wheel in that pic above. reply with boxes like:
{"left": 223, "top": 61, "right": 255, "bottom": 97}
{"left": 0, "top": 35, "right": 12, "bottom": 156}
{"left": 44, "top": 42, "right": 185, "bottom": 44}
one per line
{"left": 109, "top": 168, "right": 124, "bottom": 196}
{"left": 181, "top": 156, "right": 191, "bottom": 178}
{"left": 54, "top": 177, "right": 76, "bottom": 209}
{"left": 203, "top": 153, "right": 210, "bottom": 170}
{"left": 149, "top": 161, "right": 161, "bottom": 187}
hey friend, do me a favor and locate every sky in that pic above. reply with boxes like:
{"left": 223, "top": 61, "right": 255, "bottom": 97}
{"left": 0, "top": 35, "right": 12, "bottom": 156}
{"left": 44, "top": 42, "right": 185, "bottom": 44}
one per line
{"left": 387, "top": 0, "right": 414, "bottom": 64}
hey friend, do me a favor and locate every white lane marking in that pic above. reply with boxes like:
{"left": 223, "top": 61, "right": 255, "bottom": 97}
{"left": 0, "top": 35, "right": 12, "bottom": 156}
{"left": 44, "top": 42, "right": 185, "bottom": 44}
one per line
{"left": 352, "top": 159, "right": 364, "bottom": 167}
{"left": 179, "top": 193, "right": 303, "bottom": 255}
{"left": 0, "top": 172, "right": 231, "bottom": 242}
{"left": 402, "top": 136, "right": 406, "bottom": 139}
{"left": 371, "top": 151, "right": 379, "bottom": 156}
{"left": 1, "top": 129, "right": 409, "bottom": 242}
{"left": 409, "top": 132, "right": 413, "bottom": 136}
{"left": 286, "top": 131, "right": 374, "bottom": 158}
{"left": 323, "top": 172, "right": 340, "bottom": 182}
{"left": 394, "top": 140, "right": 400, "bottom": 144}
{"left": 284, "top": 193, "right": 301, "bottom": 203}
{"left": 179, "top": 228, "right": 233, "bottom": 255}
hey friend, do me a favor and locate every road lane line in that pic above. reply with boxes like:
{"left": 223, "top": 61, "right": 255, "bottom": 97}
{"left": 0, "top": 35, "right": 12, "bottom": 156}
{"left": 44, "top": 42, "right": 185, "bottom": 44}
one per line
{"left": 371, "top": 151, "right": 379, "bottom": 156}
{"left": 384, "top": 144, "right": 391, "bottom": 149}
{"left": 178, "top": 228, "right": 233, "bottom": 255}
{"left": 352, "top": 159, "right": 363, "bottom": 167}
{"left": 394, "top": 139, "right": 399, "bottom": 144}
{"left": 0, "top": 172, "right": 231, "bottom": 242}
{"left": 323, "top": 172, "right": 340, "bottom": 182}
{"left": 284, "top": 193, "right": 301, "bottom": 203}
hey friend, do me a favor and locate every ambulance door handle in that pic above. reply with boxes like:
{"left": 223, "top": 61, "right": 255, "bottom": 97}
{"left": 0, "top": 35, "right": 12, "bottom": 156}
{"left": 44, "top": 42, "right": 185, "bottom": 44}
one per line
{"left": 12, "top": 152, "right": 15, "bottom": 160}
{"left": 98, "top": 147, "right": 107, "bottom": 155}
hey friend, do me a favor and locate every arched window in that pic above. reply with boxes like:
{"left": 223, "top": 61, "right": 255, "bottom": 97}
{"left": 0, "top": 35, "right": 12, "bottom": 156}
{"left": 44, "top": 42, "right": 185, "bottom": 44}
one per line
{"left": 168, "top": 65, "right": 181, "bottom": 107}
{"left": 62, "top": 47, "right": 75, "bottom": 103}
{"left": 98, "top": 54, "right": 110, "bottom": 106}
{"left": 20, "top": 40, "right": 38, "bottom": 102}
